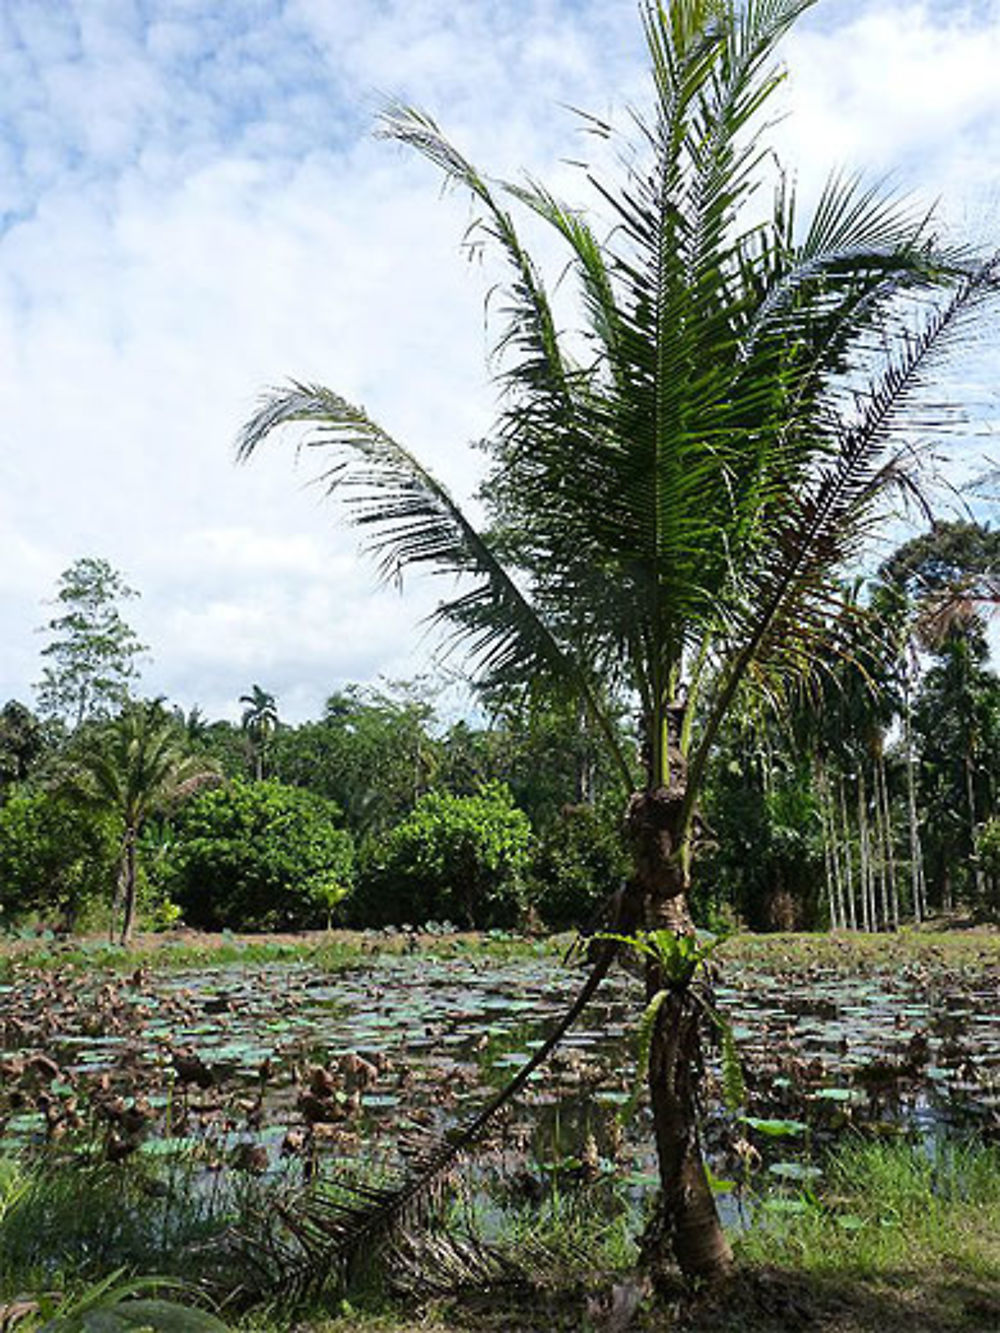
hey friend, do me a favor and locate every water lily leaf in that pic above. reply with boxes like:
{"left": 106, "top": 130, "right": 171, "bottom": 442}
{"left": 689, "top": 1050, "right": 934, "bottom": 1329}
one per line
{"left": 621, "top": 1170, "right": 660, "bottom": 1188}
{"left": 740, "top": 1116, "right": 808, "bottom": 1138}
{"left": 767, "top": 1161, "right": 822, "bottom": 1181}
{"left": 760, "top": 1196, "right": 811, "bottom": 1215}
{"left": 138, "top": 1137, "right": 202, "bottom": 1158}
{"left": 4, "top": 1113, "right": 46, "bottom": 1135}
{"left": 594, "top": 1089, "right": 630, "bottom": 1105}
{"left": 705, "top": 1164, "right": 736, "bottom": 1195}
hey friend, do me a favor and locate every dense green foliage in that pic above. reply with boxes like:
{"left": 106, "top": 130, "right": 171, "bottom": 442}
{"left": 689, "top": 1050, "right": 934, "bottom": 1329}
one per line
{"left": 167, "top": 779, "right": 354, "bottom": 930}
{"left": 0, "top": 789, "right": 118, "bottom": 929}
{"left": 9, "top": 523, "right": 1000, "bottom": 938}
{"left": 271, "top": 684, "right": 439, "bottom": 835}
{"left": 353, "top": 782, "right": 533, "bottom": 928}
{"left": 700, "top": 739, "right": 823, "bottom": 931}
{"left": 528, "top": 799, "right": 630, "bottom": 929}
{"left": 0, "top": 701, "right": 45, "bottom": 792}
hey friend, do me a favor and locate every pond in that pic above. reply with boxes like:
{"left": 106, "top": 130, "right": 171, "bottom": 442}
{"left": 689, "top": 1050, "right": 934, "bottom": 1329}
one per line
{"left": 1, "top": 944, "right": 998, "bottom": 1217}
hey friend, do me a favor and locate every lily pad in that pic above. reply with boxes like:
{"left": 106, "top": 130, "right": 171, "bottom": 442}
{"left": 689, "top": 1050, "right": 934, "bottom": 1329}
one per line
{"left": 768, "top": 1161, "right": 823, "bottom": 1182}
{"left": 740, "top": 1116, "right": 809, "bottom": 1138}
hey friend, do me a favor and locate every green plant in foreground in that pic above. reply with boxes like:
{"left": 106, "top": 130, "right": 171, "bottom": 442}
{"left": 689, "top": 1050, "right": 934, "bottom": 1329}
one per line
{"left": 34, "top": 1271, "right": 230, "bottom": 1332}
{"left": 737, "top": 1138, "right": 1000, "bottom": 1282}
{"left": 0, "top": 1151, "right": 289, "bottom": 1303}
{"left": 600, "top": 930, "right": 745, "bottom": 1121}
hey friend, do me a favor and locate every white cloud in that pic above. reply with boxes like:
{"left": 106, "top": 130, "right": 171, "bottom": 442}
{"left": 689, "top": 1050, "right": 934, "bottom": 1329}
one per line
{"left": 779, "top": 2, "right": 1000, "bottom": 222}
{"left": 2, "top": 0, "right": 1000, "bottom": 723}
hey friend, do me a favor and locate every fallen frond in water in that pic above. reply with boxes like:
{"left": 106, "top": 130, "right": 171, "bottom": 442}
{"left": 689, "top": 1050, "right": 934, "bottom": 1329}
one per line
{"left": 224, "top": 929, "right": 627, "bottom": 1306}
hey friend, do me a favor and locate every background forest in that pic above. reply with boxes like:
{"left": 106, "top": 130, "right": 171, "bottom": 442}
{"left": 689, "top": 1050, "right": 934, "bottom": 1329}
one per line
{"left": 4, "top": 519, "right": 1000, "bottom": 943}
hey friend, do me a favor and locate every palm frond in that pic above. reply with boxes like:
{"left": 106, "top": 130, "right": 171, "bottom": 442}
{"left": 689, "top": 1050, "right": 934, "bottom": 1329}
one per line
{"left": 683, "top": 252, "right": 1000, "bottom": 816}
{"left": 236, "top": 382, "right": 634, "bottom": 791}
{"left": 228, "top": 930, "right": 626, "bottom": 1303}
{"left": 376, "top": 104, "right": 573, "bottom": 399}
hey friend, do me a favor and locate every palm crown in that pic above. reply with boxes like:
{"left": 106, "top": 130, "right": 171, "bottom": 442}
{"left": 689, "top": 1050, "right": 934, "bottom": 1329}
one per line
{"left": 239, "top": 0, "right": 995, "bottom": 832}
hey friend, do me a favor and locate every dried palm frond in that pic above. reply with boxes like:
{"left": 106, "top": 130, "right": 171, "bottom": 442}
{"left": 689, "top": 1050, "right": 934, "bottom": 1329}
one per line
{"left": 225, "top": 928, "right": 630, "bottom": 1305}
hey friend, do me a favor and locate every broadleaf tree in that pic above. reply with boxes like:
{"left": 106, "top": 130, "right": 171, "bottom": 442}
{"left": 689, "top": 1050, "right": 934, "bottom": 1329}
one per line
{"left": 237, "top": 0, "right": 999, "bottom": 1285}
{"left": 35, "top": 557, "right": 147, "bottom": 731}
{"left": 0, "top": 700, "right": 45, "bottom": 794}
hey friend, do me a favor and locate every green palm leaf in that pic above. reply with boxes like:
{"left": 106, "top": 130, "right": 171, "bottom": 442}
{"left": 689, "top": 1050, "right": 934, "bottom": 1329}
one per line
{"left": 236, "top": 384, "right": 634, "bottom": 790}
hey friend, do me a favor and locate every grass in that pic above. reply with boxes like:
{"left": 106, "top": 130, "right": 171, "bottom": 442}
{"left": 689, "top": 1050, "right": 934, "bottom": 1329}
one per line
{"left": 4, "top": 1139, "right": 998, "bottom": 1331}
{"left": 718, "top": 926, "right": 1000, "bottom": 973}
{"left": 0, "top": 1150, "right": 290, "bottom": 1297}
{"left": 738, "top": 1137, "right": 1000, "bottom": 1276}
{"left": 5, "top": 921, "right": 998, "bottom": 983}
{"left": 0, "top": 927, "right": 556, "bottom": 980}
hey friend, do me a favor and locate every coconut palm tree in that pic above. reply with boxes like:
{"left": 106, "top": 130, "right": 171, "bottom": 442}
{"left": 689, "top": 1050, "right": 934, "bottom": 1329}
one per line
{"left": 240, "top": 684, "right": 279, "bottom": 780}
{"left": 237, "top": 0, "right": 998, "bottom": 1283}
{"left": 67, "top": 701, "right": 219, "bottom": 944}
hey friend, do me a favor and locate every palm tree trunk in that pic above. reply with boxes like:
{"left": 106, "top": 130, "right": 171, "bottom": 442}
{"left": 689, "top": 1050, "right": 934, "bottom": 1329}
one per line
{"left": 119, "top": 826, "right": 138, "bottom": 946}
{"left": 872, "top": 760, "right": 888, "bottom": 932}
{"left": 878, "top": 755, "right": 899, "bottom": 931}
{"left": 822, "top": 799, "right": 838, "bottom": 930}
{"left": 576, "top": 700, "right": 596, "bottom": 805}
{"left": 110, "top": 847, "right": 126, "bottom": 945}
{"left": 626, "top": 785, "right": 732, "bottom": 1283}
{"left": 903, "top": 684, "right": 925, "bottom": 923}
{"left": 966, "top": 753, "right": 985, "bottom": 906}
{"left": 646, "top": 970, "right": 730, "bottom": 1279}
{"left": 839, "top": 773, "right": 857, "bottom": 931}
{"left": 857, "top": 774, "right": 871, "bottom": 932}
{"left": 817, "top": 761, "right": 842, "bottom": 930}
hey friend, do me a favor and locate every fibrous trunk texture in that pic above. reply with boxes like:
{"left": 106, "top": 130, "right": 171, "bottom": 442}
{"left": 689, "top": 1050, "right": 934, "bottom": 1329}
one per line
{"left": 626, "top": 785, "right": 732, "bottom": 1283}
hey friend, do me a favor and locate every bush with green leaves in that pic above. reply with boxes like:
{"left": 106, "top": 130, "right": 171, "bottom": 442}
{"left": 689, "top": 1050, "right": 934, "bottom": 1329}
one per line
{"left": 975, "top": 817, "right": 1000, "bottom": 915}
{"left": 166, "top": 779, "right": 353, "bottom": 930}
{"left": 354, "top": 782, "right": 533, "bottom": 928}
{"left": 529, "top": 799, "right": 629, "bottom": 929}
{"left": 0, "top": 788, "right": 119, "bottom": 930}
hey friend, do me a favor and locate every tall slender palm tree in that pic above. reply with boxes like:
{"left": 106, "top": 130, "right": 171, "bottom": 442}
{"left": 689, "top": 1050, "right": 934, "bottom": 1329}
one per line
{"left": 240, "top": 685, "right": 279, "bottom": 781}
{"left": 67, "top": 701, "right": 219, "bottom": 944}
{"left": 238, "top": 0, "right": 998, "bottom": 1282}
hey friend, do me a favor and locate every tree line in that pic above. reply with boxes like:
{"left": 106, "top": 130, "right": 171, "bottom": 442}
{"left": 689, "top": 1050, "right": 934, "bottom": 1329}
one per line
{"left": 4, "top": 520, "right": 1000, "bottom": 942}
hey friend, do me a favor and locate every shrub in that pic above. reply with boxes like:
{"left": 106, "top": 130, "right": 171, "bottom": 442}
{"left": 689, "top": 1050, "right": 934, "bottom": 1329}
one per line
{"left": 0, "top": 788, "right": 119, "bottom": 930}
{"left": 166, "top": 779, "right": 353, "bottom": 930}
{"left": 354, "top": 782, "right": 533, "bottom": 928}
{"left": 529, "top": 800, "right": 629, "bottom": 929}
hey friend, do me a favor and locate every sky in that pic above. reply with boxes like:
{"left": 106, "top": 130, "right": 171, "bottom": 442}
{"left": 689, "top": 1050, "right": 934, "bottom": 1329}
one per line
{"left": 3, "top": 0, "right": 1000, "bottom": 725}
